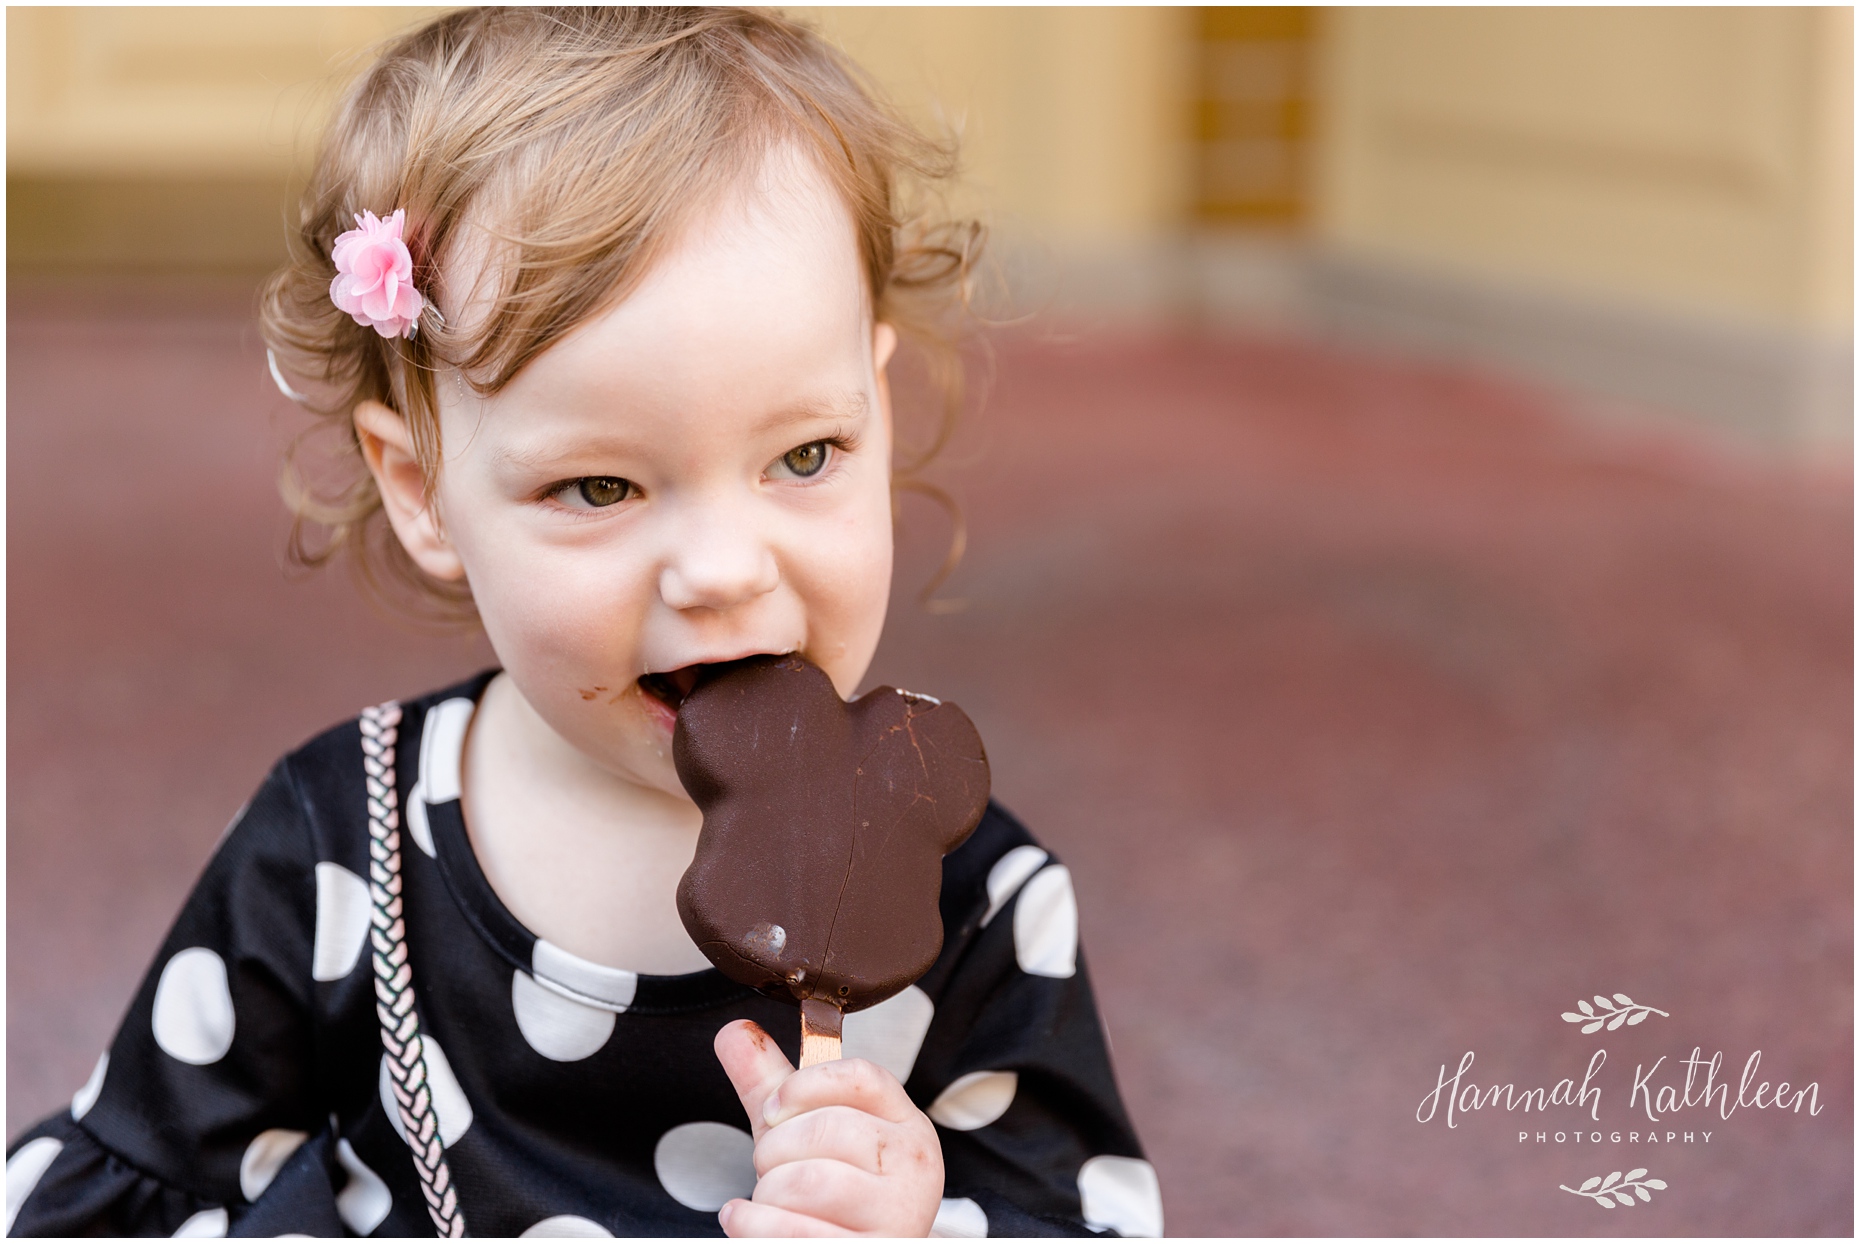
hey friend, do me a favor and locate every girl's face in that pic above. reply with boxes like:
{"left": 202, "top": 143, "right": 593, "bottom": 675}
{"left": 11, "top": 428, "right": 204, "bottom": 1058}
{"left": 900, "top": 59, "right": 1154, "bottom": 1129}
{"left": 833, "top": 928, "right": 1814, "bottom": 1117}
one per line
{"left": 377, "top": 148, "right": 896, "bottom": 800}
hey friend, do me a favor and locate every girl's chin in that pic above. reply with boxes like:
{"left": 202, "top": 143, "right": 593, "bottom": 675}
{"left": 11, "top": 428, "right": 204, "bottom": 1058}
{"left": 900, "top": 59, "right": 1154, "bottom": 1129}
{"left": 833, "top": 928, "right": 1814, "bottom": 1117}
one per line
{"left": 600, "top": 711, "right": 692, "bottom": 802}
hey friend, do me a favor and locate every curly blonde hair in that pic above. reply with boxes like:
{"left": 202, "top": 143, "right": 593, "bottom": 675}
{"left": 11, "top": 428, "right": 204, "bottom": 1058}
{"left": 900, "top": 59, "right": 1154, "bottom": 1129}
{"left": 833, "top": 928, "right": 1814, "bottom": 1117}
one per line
{"left": 260, "top": 6, "right": 980, "bottom": 618}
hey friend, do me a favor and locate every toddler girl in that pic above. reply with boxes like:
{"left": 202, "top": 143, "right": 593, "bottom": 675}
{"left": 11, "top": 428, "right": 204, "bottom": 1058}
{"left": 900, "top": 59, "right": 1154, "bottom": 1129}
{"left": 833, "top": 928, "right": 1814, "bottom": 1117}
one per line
{"left": 6, "top": 9, "right": 1157, "bottom": 1238}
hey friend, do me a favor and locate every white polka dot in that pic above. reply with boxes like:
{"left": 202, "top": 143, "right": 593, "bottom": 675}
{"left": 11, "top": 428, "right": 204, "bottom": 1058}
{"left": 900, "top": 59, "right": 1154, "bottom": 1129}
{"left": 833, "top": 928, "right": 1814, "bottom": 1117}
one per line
{"left": 378, "top": 1035, "right": 472, "bottom": 1147}
{"left": 5, "top": 1136, "right": 63, "bottom": 1235}
{"left": 239, "top": 1128, "right": 309, "bottom": 1202}
{"left": 981, "top": 846, "right": 1049, "bottom": 927}
{"left": 403, "top": 695, "right": 473, "bottom": 859}
{"left": 512, "top": 971, "right": 616, "bottom": 1061}
{"left": 312, "top": 863, "right": 372, "bottom": 982}
{"left": 418, "top": 698, "right": 475, "bottom": 804}
{"left": 335, "top": 1138, "right": 392, "bottom": 1235}
{"left": 1013, "top": 865, "right": 1078, "bottom": 978}
{"left": 172, "top": 1205, "right": 230, "bottom": 1236}
{"left": 520, "top": 1215, "right": 615, "bottom": 1237}
{"left": 927, "top": 1071, "right": 1018, "bottom": 1131}
{"left": 533, "top": 939, "right": 637, "bottom": 1011}
{"left": 930, "top": 1196, "right": 989, "bottom": 1238}
{"left": 71, "top": 1051, "right": 108, "bottom": 1121}
{"left": 1077, "top": 1155, "right": 1163, "bottom": 1237}
{"left": 842, "top": 985, "right": 934, "bottom": 1084}
{"left": 152, "top": 947, "right": 236, "bottom": 1064}
{"left": 653, "top": 1121, "right": 756, "bottom": 1212}
{"left": 405, "top": 787, "right": 436, "bottom": 857}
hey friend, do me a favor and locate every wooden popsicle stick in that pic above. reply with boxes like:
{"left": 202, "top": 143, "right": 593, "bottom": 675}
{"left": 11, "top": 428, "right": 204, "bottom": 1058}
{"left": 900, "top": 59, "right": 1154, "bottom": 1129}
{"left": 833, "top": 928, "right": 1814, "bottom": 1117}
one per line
{"left": 798, "top": 997, "right": 843, "bottom": 1067}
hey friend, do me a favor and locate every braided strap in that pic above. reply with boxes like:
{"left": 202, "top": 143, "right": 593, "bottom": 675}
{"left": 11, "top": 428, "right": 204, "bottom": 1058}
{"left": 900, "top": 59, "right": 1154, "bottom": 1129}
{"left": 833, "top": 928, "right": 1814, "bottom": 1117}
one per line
{"left": 361, "top": 702, "right": 467, "bottom": 1238}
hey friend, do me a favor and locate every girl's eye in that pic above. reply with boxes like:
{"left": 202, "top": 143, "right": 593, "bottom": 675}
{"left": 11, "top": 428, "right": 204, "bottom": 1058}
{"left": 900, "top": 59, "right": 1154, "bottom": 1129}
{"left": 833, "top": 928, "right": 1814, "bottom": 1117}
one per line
{"left": 560, "top": 476, "right": 632, "bottom": 508}
{"left": 771, "top": 441, "right": 831, "bottom": 480}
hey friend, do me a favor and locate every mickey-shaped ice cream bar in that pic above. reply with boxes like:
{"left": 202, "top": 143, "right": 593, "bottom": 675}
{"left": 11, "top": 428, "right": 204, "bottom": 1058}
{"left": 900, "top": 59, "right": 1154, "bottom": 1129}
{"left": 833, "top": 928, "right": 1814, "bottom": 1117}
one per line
{"left": 674, "top": 654, "right": 990, "bottom": 1064}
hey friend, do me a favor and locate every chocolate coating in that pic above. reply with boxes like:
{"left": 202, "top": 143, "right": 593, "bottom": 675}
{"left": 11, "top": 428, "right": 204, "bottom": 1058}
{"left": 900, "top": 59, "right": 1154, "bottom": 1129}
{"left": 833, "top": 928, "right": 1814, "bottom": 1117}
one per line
{"left": 674, "top": 654, "right": 990, "bottom": 1013}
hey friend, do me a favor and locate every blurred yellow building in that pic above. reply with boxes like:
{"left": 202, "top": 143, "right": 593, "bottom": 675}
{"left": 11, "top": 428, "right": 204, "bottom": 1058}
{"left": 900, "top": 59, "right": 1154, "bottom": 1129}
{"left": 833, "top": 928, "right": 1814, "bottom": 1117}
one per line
{"left": 8, "top": 6, "right": 1852, "bottom": 446}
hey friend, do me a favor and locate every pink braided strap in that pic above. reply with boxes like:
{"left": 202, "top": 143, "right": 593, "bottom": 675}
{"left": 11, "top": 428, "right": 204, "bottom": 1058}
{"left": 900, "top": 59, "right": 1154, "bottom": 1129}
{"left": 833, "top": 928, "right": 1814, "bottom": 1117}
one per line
{"left": 360, "top": 702, "right": 466, "bottom": 1237}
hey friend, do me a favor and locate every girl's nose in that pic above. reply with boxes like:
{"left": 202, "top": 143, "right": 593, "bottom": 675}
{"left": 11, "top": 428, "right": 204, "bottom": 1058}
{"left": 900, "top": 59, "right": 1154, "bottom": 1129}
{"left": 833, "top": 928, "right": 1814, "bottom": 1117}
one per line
{"left": 658, "top": 513, "right": 781, "bottom": 612}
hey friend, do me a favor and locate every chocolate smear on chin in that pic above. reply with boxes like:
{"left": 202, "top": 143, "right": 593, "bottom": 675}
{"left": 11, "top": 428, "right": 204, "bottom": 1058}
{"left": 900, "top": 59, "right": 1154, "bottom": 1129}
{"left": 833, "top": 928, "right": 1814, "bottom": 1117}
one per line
{"left": 673, "top": 654, "right": 990, "bottom": 1015}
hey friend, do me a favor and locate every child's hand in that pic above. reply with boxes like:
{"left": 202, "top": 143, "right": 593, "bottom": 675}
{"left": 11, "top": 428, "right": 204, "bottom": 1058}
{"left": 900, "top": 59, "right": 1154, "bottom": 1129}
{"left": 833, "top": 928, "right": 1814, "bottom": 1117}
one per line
{"left": 714, "top": 1019, "right": 943, "bottom": 1237}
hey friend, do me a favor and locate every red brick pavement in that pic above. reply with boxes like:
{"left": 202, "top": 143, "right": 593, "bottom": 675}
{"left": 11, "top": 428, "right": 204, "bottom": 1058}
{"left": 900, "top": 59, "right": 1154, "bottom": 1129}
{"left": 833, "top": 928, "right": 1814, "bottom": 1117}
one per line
{"left": 8, "top": 281, "right": 1851, "bottom": 1234}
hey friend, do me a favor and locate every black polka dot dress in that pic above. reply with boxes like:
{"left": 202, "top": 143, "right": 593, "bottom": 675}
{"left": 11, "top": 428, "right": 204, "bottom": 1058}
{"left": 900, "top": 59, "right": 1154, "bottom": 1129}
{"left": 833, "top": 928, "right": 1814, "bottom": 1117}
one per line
{"left": 6, "top": 673, "right": 1159, "bottom": 1238}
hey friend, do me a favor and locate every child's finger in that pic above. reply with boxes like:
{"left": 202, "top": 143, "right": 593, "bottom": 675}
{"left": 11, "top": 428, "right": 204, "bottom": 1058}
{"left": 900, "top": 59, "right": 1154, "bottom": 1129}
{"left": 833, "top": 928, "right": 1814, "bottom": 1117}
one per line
{"left": 761, "top": 1057, "right": 915, "bottom": 1130}
{"left": 719, "top": 1196, "right": 852, "bottom": 1238}
{"left": 750, "top": 1158, "right": 891, "bottom": 1233}
{"left": 714, "top": 1019, "right": 795, "bottom": 1143}
{"left": 753, "top": 1105, "right": 890, "bottom": 1177}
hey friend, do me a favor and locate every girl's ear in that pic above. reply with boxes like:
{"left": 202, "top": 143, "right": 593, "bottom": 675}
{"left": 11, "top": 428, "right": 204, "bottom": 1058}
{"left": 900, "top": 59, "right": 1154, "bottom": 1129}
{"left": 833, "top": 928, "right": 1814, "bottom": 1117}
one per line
{"left": 872, "top": 321, "right": 899, "bottom": 435}
{"left": 353, "top": 400, "right": 467, "bottom": 582}
{"left": 873, "top": 320, "right": 898, "bottom": 373}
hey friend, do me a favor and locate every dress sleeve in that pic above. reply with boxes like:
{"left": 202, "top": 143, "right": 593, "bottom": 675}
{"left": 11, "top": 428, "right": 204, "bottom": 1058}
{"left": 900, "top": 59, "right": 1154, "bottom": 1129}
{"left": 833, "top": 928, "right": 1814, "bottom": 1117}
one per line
{"left": 910, "top": 815, "right": 1163, "bottom": 1239}
{"left": 6, "top": 757, "right": 350, "bottom": 1237}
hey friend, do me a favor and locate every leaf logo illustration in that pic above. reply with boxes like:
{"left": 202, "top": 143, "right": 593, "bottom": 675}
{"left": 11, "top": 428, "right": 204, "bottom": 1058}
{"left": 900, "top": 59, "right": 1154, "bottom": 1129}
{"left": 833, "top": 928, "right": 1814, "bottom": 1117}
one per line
{"left": 1560, "top": 1168, "right": 1666, "bottom": 1208}
{"left": 1561, "top": 993, "right": 1669, "bottom": 1034}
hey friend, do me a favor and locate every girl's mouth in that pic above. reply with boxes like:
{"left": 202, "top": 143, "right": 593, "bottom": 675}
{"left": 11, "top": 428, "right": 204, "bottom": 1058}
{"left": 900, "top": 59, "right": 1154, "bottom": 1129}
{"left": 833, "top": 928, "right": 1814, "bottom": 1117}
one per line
{"left": 637, "top": 666, "right": 705, "bottom": 713}
{"left": 637, "top": 654, "right": 781, "bottom": 716}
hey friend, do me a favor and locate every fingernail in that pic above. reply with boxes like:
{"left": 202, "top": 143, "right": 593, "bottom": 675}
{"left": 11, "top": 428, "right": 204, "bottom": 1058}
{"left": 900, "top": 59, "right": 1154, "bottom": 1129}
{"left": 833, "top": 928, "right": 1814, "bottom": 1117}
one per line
{"left": 718, "top": 1201, "right": 733, "bottom": 1231}
{"left": 762, "top": 1089, "right": 782, "bottom": 1126}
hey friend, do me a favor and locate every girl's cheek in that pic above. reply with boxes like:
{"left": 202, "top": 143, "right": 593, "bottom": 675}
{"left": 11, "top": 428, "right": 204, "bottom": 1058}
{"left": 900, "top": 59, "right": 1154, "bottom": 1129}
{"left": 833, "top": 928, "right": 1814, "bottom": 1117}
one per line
{"left": 808, "top": 501, "right": 895, "bottom": 691}
{"left": 473, "top": 559, "right": 649, "bottom": 696}
{"left": 489, "top": 541, "right": 644, "bottom": 628}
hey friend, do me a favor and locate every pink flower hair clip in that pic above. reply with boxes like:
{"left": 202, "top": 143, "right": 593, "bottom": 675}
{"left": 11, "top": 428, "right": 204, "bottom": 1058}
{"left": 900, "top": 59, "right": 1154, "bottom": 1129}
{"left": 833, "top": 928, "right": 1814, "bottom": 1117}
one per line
{"left": 329, "top": 208, "right": 425, "bottom": 339}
